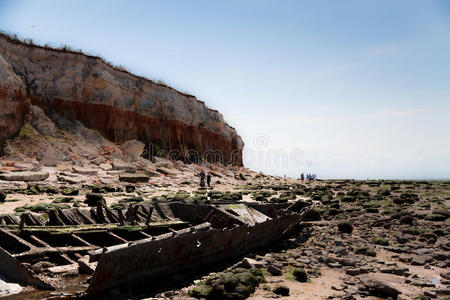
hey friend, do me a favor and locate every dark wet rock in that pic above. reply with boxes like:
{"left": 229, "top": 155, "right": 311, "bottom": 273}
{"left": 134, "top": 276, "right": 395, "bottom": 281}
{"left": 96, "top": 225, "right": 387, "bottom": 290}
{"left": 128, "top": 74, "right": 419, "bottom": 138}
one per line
{"left": 62, "top": 187, "right": 79, "bottom": 196}
{"left": 290, "top": 267, "right": 308, "bottom": 282}
{"left": 337, "top": 221, "right": 353, "bottom": 234}
{"left": 125, "top": 185, "right": 135, "bottom": 193}
{"left": 432, "top": 208, "right": 449, "bottom": 217}
{"left": 84, "top": 193, "right": 105, "bottom": 206}
{"left": 345, "top": 268, "right": 361, "bottom": 276}
{"left": 302, "top": 208, "right": 321, "bottom": 221}
{"left": 424, "top": 214, "right": 446, "bottom": 221}
{"left": 432, "top": 251, "right": 449, "bottom": 261}
{"left": 399, "top": 215, "right": 415, "bottom": 225}
{"left": 92, "top": 185, "right": 116, "bottom": 193}
{"left": 0, "top": 191, "right": 6, "bottom": 202}
{"left": 424, "top": 290, "right": 437, "bottom": 298}
{"left": 372, "top": 237, "right": 389, "bottom": 246}
{"left": 119, "top": 173, "right": 149, "bottom": 183}
{"left": 273, "top": 285, "right": 290, "bottom": 296}
{"left": 355, "top": 247, "right": 377, "bottom": 257}
{"left": 379, "top": 267, "right": 408, "bottom": 276}
{"left": 328, "top": 262, "right": 342, "bottom": 268}
{"left": 267, "top": 265, "right": 282, "bottom": 276}
{"left": 342, "top": 195, "right": 356, "bottom": 202}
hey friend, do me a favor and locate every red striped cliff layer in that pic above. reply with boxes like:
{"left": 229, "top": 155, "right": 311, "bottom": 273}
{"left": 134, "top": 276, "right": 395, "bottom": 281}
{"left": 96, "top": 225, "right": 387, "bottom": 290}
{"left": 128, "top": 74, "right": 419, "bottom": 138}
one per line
{"left": 0, "top": 33, "right": 243, "bottom": 165}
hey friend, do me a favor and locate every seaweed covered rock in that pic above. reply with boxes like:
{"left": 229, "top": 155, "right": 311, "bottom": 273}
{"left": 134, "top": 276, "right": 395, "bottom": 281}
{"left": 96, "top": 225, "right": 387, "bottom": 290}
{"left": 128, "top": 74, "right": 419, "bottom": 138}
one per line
{"left": 189, "top": 268, "right": 265, "bottom": 300}
{"left": 119, "top": 173, "right": 149, "bottom": 183}
{"left": 273, "top": 285, "right": 290, "bottom": 296}
{"left": 0, "top": 191, "right": 6, "bottom": 202}
{"left": 84, "top": 193, "right": 105, "bottom": 206}
{"left": 337, "top": 221, "right": 353, "bottom": 234}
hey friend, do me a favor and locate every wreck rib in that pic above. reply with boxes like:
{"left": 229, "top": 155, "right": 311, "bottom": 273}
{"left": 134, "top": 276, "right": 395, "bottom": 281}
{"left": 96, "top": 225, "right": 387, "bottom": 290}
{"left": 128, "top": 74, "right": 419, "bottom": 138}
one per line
{"left": 87, "top": 212, "right": 301, "bottom": 293}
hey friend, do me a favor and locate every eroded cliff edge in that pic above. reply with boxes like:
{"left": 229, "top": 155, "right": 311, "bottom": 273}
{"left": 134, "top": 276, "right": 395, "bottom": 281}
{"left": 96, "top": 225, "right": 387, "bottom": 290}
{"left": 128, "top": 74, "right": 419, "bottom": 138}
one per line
{"left": 0, "top": 33, "right": 243, "bottom": 165}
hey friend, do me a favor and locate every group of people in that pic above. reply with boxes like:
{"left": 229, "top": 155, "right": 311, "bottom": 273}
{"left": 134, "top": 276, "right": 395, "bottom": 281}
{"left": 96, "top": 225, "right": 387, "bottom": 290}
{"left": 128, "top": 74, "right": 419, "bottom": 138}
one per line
{"left": 300, "top": 173, "right": 317, "bottom": 181}
{"left": 199, "top": 170, "right": 212, "bottom": 187}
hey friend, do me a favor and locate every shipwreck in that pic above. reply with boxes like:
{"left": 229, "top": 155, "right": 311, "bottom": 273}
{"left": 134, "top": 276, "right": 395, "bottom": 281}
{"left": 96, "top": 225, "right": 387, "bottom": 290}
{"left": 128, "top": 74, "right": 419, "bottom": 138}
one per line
{"left": 0, "top": 200, "right": 311, "bottom": 298}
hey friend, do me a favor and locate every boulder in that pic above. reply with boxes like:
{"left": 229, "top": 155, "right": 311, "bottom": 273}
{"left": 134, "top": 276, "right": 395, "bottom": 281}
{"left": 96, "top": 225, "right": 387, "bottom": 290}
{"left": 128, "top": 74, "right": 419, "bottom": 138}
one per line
{"left": 399, "top": 215, "right": 415, "bottom": 225}
{"left": 0, "top": 171, "right": 49, "bottom": 182}
{"left": 302, "top": 208, "right": 322, "bottom": 221}
{"left": 337, "top": 221, "right": 353, "bottom": 234}
{"left": 85, "top": 193, "right": 105, "bottom": 207}
{"left": 273, "top": 285, "right": 290, "bottom": 296}
{"left": 410, "top": 255, "right": 427, "bottom": 266}
{"left": 360, "top": 274, "right": 401, "bottom": 298}
{"left": 0, "top": 191, "right": 6, "bottom": 202}
{"left": 267, "top": 265, "right": 282, "bottom": 276}
{"left": 120, "top": 140, "right": 145, "bottom": 161}
{"left": 30, "top": 105, "right": 57, "bottom": 136}
{"left": 432, "top": 208, "right": 449, "bottom": 217}
{"left": 424, "top": 214, "right": 446, "bottom": 221}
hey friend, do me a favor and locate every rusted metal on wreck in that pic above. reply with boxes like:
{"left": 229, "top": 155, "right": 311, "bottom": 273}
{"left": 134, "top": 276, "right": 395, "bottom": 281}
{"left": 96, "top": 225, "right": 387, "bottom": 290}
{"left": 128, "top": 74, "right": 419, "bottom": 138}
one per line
{"left": 0, "top": 201, "right": 310, "bottom": 296}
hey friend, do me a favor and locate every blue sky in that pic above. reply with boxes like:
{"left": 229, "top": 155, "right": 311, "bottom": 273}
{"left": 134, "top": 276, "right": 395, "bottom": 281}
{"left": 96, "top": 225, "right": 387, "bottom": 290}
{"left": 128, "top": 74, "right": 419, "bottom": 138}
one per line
{"left": 1, "top": 0, "right": 449, "bottom": 179}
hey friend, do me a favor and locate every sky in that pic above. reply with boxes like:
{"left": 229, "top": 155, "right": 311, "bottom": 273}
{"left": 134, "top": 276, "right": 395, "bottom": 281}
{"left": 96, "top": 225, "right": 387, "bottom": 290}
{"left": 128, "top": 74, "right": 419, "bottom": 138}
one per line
{"left": 0, "top": 0, "right": 449, "bottom": 179}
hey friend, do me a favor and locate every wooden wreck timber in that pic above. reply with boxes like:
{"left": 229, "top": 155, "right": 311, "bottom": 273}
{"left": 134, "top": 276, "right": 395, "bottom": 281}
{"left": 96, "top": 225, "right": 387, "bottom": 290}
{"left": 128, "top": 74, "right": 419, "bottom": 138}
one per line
{"left": 0, "top": 201, "right": 310, "bottom": 296}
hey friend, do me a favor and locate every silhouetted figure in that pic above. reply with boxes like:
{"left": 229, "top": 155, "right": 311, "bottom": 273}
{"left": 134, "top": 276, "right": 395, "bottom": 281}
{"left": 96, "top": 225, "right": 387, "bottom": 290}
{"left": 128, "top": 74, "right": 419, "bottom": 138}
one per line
{"left": 207, "top": 172, "right": 211, "bottom": 187}
{"left": 199, "top": 170, "right": 206, "bottom": 187}
{"left": 300, "top": 173, "right": 304, "bottom": 182}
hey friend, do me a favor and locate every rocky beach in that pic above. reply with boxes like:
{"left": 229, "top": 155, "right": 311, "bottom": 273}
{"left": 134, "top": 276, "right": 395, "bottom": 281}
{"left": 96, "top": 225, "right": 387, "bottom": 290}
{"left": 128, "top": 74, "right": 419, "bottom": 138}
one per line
{"left": 0, "top": 31, "right": 448, "bottom": 300}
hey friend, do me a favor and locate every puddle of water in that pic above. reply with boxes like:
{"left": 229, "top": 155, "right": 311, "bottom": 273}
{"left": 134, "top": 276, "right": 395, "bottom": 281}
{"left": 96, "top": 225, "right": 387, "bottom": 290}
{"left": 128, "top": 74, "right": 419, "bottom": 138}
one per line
{"left": 1, "top": 274, "right": 89, "bottom": 300}
{"left": 430, "top": 277, "right": 441, "bottom": 285}
{"left": 0, "top": 278, "right": 22, "bottom": 298}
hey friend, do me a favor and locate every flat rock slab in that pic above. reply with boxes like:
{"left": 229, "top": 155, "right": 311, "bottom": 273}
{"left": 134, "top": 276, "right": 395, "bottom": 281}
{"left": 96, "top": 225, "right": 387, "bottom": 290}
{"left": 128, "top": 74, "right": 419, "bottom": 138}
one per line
{"left": 156, "top": 167, "right": 179, "bottom": 176}
{"left": 72, "top": 166, "right": 99, "bottom": 176}
{"left": 99, "top": 163, "right": 113, "bottom": 171}
{"left": 57, "top": 175, "right": 85, "bottom": 184}
{"left": 113, "top": 160, "right": 136, "bottom": 173}
{"left": 119, "top": 173, "right": 149, "bottom": 183}
{"left": 0, "top": 171, "right": 49, "bottom": 182}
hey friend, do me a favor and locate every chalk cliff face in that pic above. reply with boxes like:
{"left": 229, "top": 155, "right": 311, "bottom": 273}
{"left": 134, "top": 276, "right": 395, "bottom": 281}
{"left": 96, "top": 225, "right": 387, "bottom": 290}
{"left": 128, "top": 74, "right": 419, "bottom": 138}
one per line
{"left": 0, "top": 53, "right": 29, "bottom": 153}
{"left": 0, "top": 34, "right": 243, "bottom": 165}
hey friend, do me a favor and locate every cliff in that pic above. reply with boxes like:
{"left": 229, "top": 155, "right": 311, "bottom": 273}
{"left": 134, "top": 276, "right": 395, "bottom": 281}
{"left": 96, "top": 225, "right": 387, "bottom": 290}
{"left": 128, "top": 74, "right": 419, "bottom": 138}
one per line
{"left": 0, "top": 33, "right": 243, "bottom": 165}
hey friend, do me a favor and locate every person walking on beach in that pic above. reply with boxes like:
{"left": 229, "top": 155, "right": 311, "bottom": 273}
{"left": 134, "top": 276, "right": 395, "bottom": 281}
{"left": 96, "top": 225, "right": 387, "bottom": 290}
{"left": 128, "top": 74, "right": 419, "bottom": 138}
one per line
{"left": 199, "top": 170, "right": 206, "bottom": 187}
{"left": 207, "top": 172, "right": 211, "bottom": 187}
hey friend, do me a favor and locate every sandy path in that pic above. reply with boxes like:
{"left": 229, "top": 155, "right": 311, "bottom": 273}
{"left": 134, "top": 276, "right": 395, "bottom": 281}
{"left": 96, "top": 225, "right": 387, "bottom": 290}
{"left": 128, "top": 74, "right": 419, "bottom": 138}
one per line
{"left": 248, "top": 268, "right": 347, "bottom": 300}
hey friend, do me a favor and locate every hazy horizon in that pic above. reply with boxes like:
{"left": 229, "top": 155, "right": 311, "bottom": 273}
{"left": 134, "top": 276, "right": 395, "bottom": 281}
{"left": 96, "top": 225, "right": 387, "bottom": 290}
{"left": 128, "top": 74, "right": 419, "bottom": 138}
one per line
{"left": 1, "top": 0, "right": 449, "bottom": 180}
